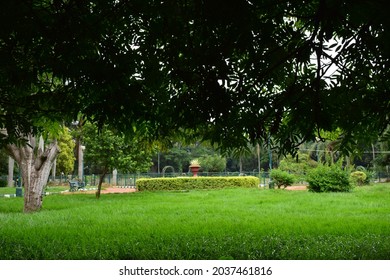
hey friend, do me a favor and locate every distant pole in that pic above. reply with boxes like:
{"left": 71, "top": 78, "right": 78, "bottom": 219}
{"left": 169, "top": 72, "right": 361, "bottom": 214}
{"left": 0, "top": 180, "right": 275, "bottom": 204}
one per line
{"left": 268, "top": 134, "right": 272, "bottom": 171}
{"left": 52, "top": 158, "right": 57, "bottom": 181}
{"left": 113, "top": 169, "right": 118, "bottom": 186}
{"left": 267, "top": 134, "right": 273, "bottom": 188}
{"left": 78, "top": 145, "right": 86, "bottom": 181}
{"left": 8, "top": 157, "right": 14, "bottom": 187}
{"left": 256, "top": 143, "right": 261, "bottom": 176}
{"left": 157, "top": 152, "right": 160, "bottom": 174}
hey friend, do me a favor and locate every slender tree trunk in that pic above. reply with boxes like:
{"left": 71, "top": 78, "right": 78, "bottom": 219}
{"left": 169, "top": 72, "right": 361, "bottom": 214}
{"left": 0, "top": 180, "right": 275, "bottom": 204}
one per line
{"left": 6, "top": 135, "right": 60, "bottom": 213}
{"left": 256, "top": 143, "right": 261, "bottom": 175}
{"left": 8, "top": 157, "right": 14, "bottom": 187}
{"left": 78, "top": 143, "right": 85, "bottom": 180}
{"left": 239, "top": 156, "right": 243, "bottom": 174}
{"left": 96, "top": 167, "right": 108, "bottom": 199}
{"left": 52, "top": 158, "right": 56, "bottom": 181}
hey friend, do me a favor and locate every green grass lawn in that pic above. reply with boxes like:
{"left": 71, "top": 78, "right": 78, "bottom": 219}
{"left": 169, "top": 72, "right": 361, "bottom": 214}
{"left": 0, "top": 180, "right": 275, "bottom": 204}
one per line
{"left": 0, "top": 186, "right": 68, "bottom": 195}
{"left": 0, "top": 187, "right": 17, "bottom": 195}
{"left": 0, "top": 184, "right": 390, "bottom": 260}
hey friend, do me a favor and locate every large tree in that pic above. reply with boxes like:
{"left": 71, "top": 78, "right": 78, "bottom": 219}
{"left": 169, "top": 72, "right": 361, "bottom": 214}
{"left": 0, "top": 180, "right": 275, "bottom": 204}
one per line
{"left": 1, "top": 1, "right": 388, "bottom": 149}
{"left": 5, "top": 134, "right": 59, "bottom": 212}
{"left": 1, "top": 1, "right": 389, "bottom": 211}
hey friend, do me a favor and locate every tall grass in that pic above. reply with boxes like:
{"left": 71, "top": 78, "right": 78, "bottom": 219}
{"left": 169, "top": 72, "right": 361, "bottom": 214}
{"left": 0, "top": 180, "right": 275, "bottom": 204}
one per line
{"left": 1, "top": 184, "right": 390, "bottom": 260}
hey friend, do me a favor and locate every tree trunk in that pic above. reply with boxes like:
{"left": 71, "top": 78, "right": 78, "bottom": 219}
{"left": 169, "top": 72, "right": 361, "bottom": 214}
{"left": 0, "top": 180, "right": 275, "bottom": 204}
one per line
{"left": 52, "top": 158, "right": 57, "bottom": 181}
{"left": 8, "top": 157, "right": 14, "bottom": 187}
{"left": 256, "top": 143, "right": 261, "bottom": 175}
{"left": 78, "top": 142, "right": 84, "bottom": 180}
{"left": 96, "top": 167, "right": 108, "bottom": 199}
{"left": 6, "top": 135, "right": 60, "bottom": 213}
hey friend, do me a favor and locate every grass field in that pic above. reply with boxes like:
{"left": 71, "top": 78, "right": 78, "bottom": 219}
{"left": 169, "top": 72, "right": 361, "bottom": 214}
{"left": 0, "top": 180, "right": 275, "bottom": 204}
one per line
{"left": 0, "top": 186, "right": 69, "bottom": 195}
{"left": 0, "top": 184, "right": 389, "bottom": 260}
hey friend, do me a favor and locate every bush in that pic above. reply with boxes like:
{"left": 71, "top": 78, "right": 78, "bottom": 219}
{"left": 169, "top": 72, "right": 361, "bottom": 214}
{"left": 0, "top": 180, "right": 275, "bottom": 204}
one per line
{"left": 0, "top": 179, "right": 7, "bottom": 188}
{"left": 270, "top": 169, "right": 295, "bottom": 189}
{"left": 350, "top": 171, "right": 367, "bottom": 186}
{"left": 199, "top": 155, "right": 227, "bottom": 172}
{"left": 306, "top": 164, "right": 353, "bottom": 192}
{"left": 355, "top": 166, "right": 373, "bottom": 184}
{"left": 278, "top": 152, "right": 317, "bottom": 182}
{"left": 136, "top": 176, "right": 260, "bottom": 191}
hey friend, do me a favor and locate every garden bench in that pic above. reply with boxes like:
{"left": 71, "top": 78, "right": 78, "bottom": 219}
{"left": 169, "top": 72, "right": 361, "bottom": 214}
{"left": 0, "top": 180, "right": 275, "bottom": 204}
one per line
{"left": 68, "top": 180, "right": 85, "bottom": 192}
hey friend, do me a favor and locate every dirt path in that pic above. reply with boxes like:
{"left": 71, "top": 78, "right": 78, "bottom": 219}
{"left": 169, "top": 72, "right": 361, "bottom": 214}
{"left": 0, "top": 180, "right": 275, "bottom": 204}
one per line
{"left": 284, "top": 185, "right": 308, "bottom": 191}
{"left": 102, "top": 187, "right": 137, "bottom": 193}
{"left": 63, "top": 185, "right": 307, "bottom": 195}
{"left": 63, "top": 187, "right": 136, "bottom": 195}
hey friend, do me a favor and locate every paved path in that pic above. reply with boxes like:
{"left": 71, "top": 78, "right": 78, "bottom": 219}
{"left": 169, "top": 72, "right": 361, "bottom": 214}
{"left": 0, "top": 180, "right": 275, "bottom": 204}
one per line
{"left": 63, "top": 187, "right": 136, "bottom": 195}
{"left": 285, "top": 185, "right": 308, "bottom": 190}
{"left": 63, "top": 185, "right": 308, "bottom": 195}
{"left": 101, "top": 187, "right": 137, "bottom": 193}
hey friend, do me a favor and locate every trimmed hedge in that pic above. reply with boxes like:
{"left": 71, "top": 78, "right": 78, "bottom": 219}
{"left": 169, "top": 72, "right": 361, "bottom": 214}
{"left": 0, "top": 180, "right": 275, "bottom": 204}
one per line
{"left": 136, "top": 176, "right": 260, "bottom": 191}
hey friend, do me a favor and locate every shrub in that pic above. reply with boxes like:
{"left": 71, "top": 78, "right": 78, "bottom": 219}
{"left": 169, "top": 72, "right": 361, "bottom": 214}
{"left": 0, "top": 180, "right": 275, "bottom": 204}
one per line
{"left": 199, "top": 155, "right": 226, "bottom": 172}
{"left": 355, "top": 166, "right": 373, "bottom": 184}
{"left": 350, "top": 171, "right": 367, "bottom": 186}
{"left": 0, "top": 179, "right": 7, "bottom": 188}
{"left": 363, "top": 170, "right": 375, "bottom": 184}
{"left": 278, "top": 152, "right": 317, "bottom": 181}
{"left": 270, "top": 169, "right": 295, "bottom": 189}
{"left": 136, "top": 176, "right": 260, "bottom": 191}
{"left": 306, "top": 164, "right": 353, "bottom": 192}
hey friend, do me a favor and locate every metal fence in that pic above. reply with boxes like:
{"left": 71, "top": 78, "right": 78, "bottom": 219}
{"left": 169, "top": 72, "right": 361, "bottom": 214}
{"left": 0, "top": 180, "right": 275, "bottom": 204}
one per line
{"left": 69, "top": 170, "right": 390, "bottom": 188}
{"left": 47, "top": 171, "right": 272, "bottom": 188}
{"left": 2, "top": 170, "right": 389, "bottom": 188}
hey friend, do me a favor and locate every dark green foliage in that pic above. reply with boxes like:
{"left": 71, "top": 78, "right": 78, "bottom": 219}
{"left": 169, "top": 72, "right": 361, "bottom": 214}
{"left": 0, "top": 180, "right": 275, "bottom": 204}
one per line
{"left": 1, "top": 0, "right": 389, "bottom": 155}
{"left": 0, "top": 150, "right": 9, "bottom": 174}
{"left": 270, "top": 169, "right": 295, "bottom": 189}
{"left": 136, "top": 176, "right": 259, "bottom": 191}
{"left": 82, "top": 122, "right": 155, "bottom": 174}
{"left": 156, "top": 142, "right": 217, "bottom": 173}
{"left": 307, "top": 164, "right": 353, "bottom": 192}
{"left": 0, "top": 179, "right": 7, "bottom": 188}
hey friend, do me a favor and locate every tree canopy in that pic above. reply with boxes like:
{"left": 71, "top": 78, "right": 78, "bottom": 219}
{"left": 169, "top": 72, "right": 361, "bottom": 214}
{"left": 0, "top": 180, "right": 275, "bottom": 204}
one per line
{"left": 82, "top": 122, "right": 155, "bottom": 197}
{"left": 1, "top": 0, "right": 389, "bottom": 154}
{"left": 83, "top": 122, "right": 154, "bottom": 175}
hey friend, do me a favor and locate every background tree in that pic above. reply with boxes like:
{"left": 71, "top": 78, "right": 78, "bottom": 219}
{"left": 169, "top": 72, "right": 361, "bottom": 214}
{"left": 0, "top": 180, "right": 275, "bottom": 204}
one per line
{"left": 373, "top": 129, "right": 390, "bottom": 179}
{"left": 157, "top": 143, "right": 193, "bottom": 174}
{"left": 199, "top": 154, "right": 227, "bottom": 173}
{"left": 56, "top": 126, "right": 75, "bottom": 177}
{"left": 82, "top": 122, "right": 155, "bottom": 198}
{"left": 279, "top": 151, "right": 318, "bottom": 182}
{"left": 154, "top": 141, "right": 218, "bottom": 173}
{"left": 226, "top": 141, "right": 273, "bottom": 173}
